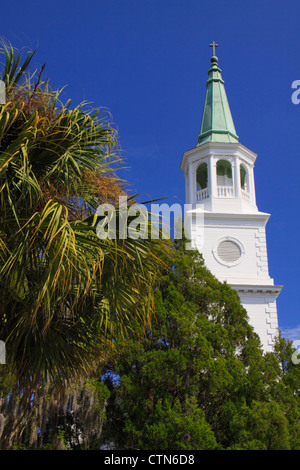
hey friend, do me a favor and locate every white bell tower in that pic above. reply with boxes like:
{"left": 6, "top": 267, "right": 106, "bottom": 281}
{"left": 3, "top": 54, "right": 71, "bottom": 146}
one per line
{"left": 181, "top": 44, "right": 282, "bottom": 352}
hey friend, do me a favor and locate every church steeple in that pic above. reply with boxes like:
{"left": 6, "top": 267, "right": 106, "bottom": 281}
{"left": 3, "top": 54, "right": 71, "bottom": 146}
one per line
{"left": 181, "top": 44, "right": 282, "bottom": 353}
{"left": 197, "top": 42, "right": 239, "bottom": 146}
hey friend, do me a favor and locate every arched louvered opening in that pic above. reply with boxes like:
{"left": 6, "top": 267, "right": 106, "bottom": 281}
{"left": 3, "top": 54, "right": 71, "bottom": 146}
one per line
{"left": 196, "top": 162, "right": 208, "bottom": 190}
{"left": 196, "top": 162, "right": 209, "bottom": 201}
{"left": 240, "top": 164, "right": 249, "bottom": 191}
{"left": 240, "top": 163, "right": 251, "bottom": 201}
{"left": 216, "top": 159, "right": 233, "bottom": 197}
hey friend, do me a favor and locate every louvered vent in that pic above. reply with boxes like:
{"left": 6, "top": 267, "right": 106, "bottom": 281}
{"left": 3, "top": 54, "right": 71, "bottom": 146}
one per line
{"left": 217, "top": 240, "right": 241, "bottom": 263}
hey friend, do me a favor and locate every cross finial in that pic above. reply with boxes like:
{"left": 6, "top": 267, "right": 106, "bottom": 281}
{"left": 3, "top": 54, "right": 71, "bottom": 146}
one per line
{"left": 209, "top": 41, "right": 218, "bottom": 57}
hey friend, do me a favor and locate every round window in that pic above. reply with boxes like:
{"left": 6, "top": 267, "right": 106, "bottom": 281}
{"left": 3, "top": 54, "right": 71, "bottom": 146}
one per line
{"left": 217, "top": 240, "right": 241, "bottom": 263}
{"left": 214, "top": 238, "right": 244, "bottom": 266}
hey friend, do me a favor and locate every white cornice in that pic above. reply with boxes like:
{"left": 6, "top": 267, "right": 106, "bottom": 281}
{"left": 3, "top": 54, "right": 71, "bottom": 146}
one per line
{"left": 230, "top": 284, "right": 283, "bottom": 298}
{"left": 185, "top": 209, "right": 270, "bottom": 224}
{"left": 180, "top": 142, "right": 257, "bottom": 172}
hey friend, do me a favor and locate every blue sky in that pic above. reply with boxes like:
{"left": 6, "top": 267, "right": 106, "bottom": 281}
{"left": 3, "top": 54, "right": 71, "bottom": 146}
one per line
{"left": 1, "top": 0, "right": 299, "bottom": 340}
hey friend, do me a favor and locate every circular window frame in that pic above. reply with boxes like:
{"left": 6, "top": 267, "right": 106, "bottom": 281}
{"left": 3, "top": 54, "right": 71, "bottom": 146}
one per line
{"left": 213, "top": 237, "right": 245, "bottom": 267}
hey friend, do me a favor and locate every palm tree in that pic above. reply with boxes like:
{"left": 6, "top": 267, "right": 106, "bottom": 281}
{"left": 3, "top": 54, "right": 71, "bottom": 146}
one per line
{"left": 0, "top": 41, "right": 167, "bottom": 391}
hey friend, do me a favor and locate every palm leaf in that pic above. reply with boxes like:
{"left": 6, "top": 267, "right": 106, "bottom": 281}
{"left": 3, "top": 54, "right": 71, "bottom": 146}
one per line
{"left": 0, "top": 42, "right": 170, "bottom": 391}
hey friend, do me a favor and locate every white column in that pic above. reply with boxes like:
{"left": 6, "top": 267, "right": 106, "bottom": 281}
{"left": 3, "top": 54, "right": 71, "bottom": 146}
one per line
{"left": 188, "top": 163, "right": 194, "bottom": 204}
{"left": 250, "top": 166, "right": 256, "bottom": 205}
{"left": 234, "top": 157, "right": 241, "bottom": 198}
{"left": 185, "top": 172, "right": 188, "bottom": 205}
{"left": 208, "top": 155, "right": 216, "bottom": 198}
{"left": 191, "top": 164, "right": 196, "bottom": 204}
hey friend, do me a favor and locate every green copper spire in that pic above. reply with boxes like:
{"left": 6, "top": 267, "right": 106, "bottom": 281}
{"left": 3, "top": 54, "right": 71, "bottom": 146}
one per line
{"left": 197, "top": 43, "right": 239, "bottom": 146}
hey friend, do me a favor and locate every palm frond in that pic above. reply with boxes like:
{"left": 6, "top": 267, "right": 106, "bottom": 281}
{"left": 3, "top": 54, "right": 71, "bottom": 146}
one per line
{"left": 0, "top": 42, "right": 169, "bottom": 391}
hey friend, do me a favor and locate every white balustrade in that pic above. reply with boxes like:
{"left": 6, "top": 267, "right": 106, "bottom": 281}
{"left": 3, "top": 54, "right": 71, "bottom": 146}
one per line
{"left": 196, "top": 188, "right": 209, "bottom": 201}
{"left": 197, "top": 186, "right": 250, "bottom": 201}
{"left": 217, "top": 185, "right": 234, "bottom": 197}
{"left": 241, "top": 189, "right": 251, "bottom": 201}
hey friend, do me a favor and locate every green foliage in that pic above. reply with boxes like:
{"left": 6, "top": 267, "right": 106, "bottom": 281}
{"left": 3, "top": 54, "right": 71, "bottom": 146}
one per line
{"left": 0, "top": 41, "right": 167, "bottom": 392}
{"left": 0, "top": 374, "right": 111, "bottom": 449}
{"left": 0, "top": 41, "right": 168, "bottom": 449}
{"left": 140, "top": 398, "right": 217, "bottom": 450}
{"left": 1, "top": 42, "right": 299, "bottom": 451}
{"left": 100, "top": 241, "right": 300, "bottom": 450}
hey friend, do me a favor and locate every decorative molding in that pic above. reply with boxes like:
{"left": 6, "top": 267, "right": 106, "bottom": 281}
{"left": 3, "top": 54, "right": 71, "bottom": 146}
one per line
{"left": 212, "top": 236, "right": 245, "bottom": 267}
